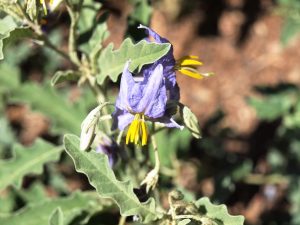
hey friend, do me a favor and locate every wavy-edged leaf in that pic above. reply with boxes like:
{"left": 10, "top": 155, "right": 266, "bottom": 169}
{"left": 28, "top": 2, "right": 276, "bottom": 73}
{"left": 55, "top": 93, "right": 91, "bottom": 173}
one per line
{"left": 195, "top": 197, "right": 244, "bottom": 225}
{"left": 63, "top": 134, "right": 161, "bottom": 223}
{"left": 0, "top": 192, "right": 108, "bottom": 225}
{"left": 9, "top": 82, "right": 85, "bottom": 134}
{"left": 96, "top": 38, "right": 171, "bottom": 84}
{"left": 0, "top": 16, "right": 32, "bottom": 60}
{"left": 0, "top": 139, "right": 62, "bottom": 190}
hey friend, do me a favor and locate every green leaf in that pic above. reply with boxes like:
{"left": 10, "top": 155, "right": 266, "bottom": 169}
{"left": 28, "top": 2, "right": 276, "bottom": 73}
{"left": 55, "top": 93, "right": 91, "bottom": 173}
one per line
{"left": 63, "top": 134, "right": 161, "bottom": 223}
{"left": 0, "top": 16, "right": 32, "bottom": 60}
{"left": 195, "top": 197, "right": 244, "bottom": 225}
{"left": 129, "top": 0, "right": 152, "bottom": 25}
{"left": 13, "top": 182, "right": 49, "bottom": 204}
{"left": 179, "top": 104, "right": 201, "bottom": 139}
{"left": 0, "top": 61, "right": 20, "bottom": 92}
{"left": 248, "top": 94, "right": 294, "bottom": 121}
{"left": 96, "top": 38, "right": 171, "bottom": 84}
{"left": 281, "top": 18, "right": 300, "bottom": 45}
{"left": 80, "top": 22, "right": 109, "bottom": 55}
{"left": 48, "top": 207, "right": 63, "bottom": 225}
{"left": 78, "top": 0, "right": 102, "bottom": 34}
{"left": 0, "top": 192, "right": 108, "bottom": 225}
{"left": 9, "top": 82, "right": 85, "bottom": 134}
{"left": 0, "top": 139, "right": 63, "bottom": 190}
{"left": 0, "top": 189, "right": 15, "bottom": 215}
{"left": 51, "top": 70, "right": 80, "bottom": 86}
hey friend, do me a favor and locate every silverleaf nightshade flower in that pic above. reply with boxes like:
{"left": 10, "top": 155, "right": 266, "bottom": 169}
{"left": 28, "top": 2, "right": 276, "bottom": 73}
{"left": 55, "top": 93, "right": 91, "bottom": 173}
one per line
{"left": 112, "top": 61, "right": 182, "bottom": 146}
{"left": 138, "top": 25, "right": 214, "bottom": 84}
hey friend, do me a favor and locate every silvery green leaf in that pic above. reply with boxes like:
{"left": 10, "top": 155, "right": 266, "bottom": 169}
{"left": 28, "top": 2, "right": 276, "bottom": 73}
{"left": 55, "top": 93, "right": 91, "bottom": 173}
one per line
{"left": 0, "top": 192, "right": 108, "bottom": 225}
{"left": 179, "top": 104, "right": 201, "bottom": 139}
{"left": 51, "top": 70, "right": 80, "bottom": 86}
{"left": 96, "top": 38, "right": 171, "bottom": 84}
{"left": 195, "top": 197, "right": 244, "bottom": 225}
{"left": 0, "top": 139, "right": 63, "bottom": 190}
{"left": 0, "top": 16, "right": 32, "bottom": 60}
{"left": 48, "top": 207, "right": 63, "bottom": 225}
{"left": 64, "top": 134, "right": 162, "bottom": 223}
{"left": 78, "top": 0, "right": 102, "bottom": 34}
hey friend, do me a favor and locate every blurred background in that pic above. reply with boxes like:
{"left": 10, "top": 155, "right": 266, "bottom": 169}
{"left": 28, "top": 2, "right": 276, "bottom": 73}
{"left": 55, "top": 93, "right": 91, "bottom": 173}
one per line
{"left": 1, "top": 0, "right": 300, "bottom": 224}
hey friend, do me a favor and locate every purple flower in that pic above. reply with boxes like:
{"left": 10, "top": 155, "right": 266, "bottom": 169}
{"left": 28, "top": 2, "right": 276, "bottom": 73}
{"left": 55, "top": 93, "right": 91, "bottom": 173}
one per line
{"left": 96, "top": 135, "right": 119, "bottom": 167}
{"left": 138, "top": 24, "right": 180, "bottom": 101}
{"left": 112, "top": 61, "right": 182, "bottom": 146}
{"left": 138, "top": 25, "right": 213, "bottom": 91}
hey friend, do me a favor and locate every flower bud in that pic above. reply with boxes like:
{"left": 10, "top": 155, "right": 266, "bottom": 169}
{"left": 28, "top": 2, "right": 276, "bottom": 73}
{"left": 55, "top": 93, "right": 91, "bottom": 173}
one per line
{"left": 80, "top": 106, "right": 101, "bottom": 151}
{"left": 95, "top": 135, "right": 119, "bottom": 168}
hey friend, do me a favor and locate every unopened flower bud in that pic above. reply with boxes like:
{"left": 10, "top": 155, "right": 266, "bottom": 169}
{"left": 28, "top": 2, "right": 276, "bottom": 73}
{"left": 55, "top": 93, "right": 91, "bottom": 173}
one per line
{"left": 96, "top": 135, "right": 119, "bottom": 168}
{"left": 80, "top": 106, "right": 101, "bottom": 151}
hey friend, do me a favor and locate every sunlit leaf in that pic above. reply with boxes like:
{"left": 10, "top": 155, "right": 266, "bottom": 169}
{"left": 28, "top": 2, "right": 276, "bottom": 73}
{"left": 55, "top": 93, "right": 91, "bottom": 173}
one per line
{"left": 0, "top": 192, "right": 108, "bottom": 225}
{"left": 64, "top": 134, "right": 161, "bottom": 223}
{"left": 195, "top": 197, "right": 244, "bottom": 225}
{"left": 96, "top": 38, "right": 171, "bottom": 84}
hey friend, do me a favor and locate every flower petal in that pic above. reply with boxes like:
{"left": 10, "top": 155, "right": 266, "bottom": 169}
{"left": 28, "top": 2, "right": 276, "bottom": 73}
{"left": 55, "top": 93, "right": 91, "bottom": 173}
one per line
{"left": 112, "top": 108, "right": 134, "bottom": 131}
{"left": 135, "top": 64, "right": 166, "bottom": 116}
{"left": 156, "top": 117, "right": 184, "bottom": 129}
{"left": 115, "top": 61, "right": 135, "bottom": 110}
{"left": 138, "top": 24, "right": 169, "bottom": 43}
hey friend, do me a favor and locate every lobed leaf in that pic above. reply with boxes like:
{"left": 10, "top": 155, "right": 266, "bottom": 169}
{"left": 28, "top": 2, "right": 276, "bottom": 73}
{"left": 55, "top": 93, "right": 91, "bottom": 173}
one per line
{"left": 0, "top": 139, "right": 63, "bottom": 190}
{"left": 0, "top": 16, "right": 32, "bottom": 60}
{"left": 195, "top": 197, "right": 244, "bottom": 225}
{"left": 0, "top": 192, "right": 107, "bottom": 225}
{"left": 9, "top": 82, "right": 86, "bottom": 134}
{"left": 63, "top": 134, "right": 162, "bottom": 223}
{"left": 96, "top": 38, "right": 171, "bottom": 84}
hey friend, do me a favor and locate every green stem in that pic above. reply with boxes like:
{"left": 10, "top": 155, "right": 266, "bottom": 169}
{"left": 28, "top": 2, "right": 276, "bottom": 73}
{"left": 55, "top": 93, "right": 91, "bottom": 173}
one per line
{"left": 118, "top": 216, "right": 126, "bottom": 225}
{"left": 151, "top": 124, "right": 160, "bottom": 172}
{"left": 16, "top": 2, "right": 71, "bottom": 61}
{"left": 66, "top": 4, "right": 81, "bottom": 66}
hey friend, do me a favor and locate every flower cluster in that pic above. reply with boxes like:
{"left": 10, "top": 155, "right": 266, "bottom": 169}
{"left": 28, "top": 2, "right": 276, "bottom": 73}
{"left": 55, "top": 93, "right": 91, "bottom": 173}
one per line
{"left": 112, "top": 25, "right": 211, "bottom": 146}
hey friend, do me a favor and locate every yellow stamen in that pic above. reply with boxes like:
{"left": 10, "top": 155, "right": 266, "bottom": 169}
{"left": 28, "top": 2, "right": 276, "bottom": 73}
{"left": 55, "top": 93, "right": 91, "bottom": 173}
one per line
{"left": 175, "top": 55, "right": 214, "bottom": 79}
{"left": 126, "top": 114, "right": 148, "bottom": 146}
{"left": 176, "top": 55, "right": 203, "bottom": 67}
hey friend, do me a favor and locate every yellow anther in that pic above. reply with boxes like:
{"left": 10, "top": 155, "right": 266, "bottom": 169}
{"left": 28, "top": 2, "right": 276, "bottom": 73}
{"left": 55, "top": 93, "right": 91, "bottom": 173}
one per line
{"left": 175, "top": 55, "right": 214, "bottom": 79}
{"left": 176, "top": 55, "right": 203, "bottom": 67}
{"left": 126, "top": 114, "right": 148, "bottom": 146}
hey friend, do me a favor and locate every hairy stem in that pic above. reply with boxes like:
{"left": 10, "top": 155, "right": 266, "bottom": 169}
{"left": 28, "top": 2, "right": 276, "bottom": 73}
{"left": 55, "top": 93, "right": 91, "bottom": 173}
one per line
{"left": 66, "top": 4, "right": 81, "bottom": 66}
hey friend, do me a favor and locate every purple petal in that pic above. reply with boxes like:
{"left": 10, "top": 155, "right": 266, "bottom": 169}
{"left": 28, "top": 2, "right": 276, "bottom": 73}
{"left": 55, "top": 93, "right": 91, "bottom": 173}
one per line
{"left": 116, "top": 61, "right": 135, "bottom": 110}
{"left": 138, "top": 24, "right": 169, "bottom": 44}
{"left": 112, "top": 108, "right": 134, "bottom": 130}
{"left": 135, "top": 64, "right": 166, "bottom": 115}
{"left": 144, "top": 80, "right": 167, "bottom": 118}
{"left": 156, "top": 117, "right": 184, "bottom": 129}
